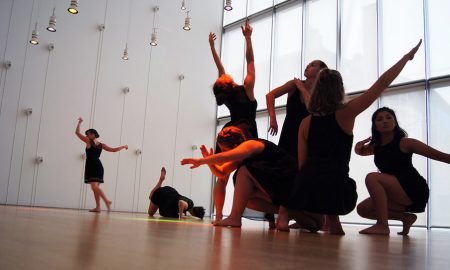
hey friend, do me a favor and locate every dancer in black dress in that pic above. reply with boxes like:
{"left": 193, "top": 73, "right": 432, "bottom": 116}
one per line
{"left": 278, "top": 40, "right": 423, "bottom": 234}
{"left": 181, "top": 126, "right": 323, "bottom": 230}
{"left": 208, "top": 20, "right": 258, "bottom": 225}
{"left": 148, "top": 167, "right": 205, "bottom": 219}
{"left": 75, "top": 117, "right": 128, "bottom": 212}
{"left": 354, "top": 107, "right": 450, "bottom": 235}
{"left": 266, "top": 60, "right": 327, "bottom": 159}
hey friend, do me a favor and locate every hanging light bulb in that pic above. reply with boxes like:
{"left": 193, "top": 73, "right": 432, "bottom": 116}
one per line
{"left": 181, "top": 0, "right": 187, "bottom": 10}
{"left": 183, "top": 11, "right": 191, "bottom": 31}
{"left": 122, "top": 43, "right": 129, "bottom": 60}
{"left": 46, "top": 8, "right": 56, "bottom": 32}
{"left": 224, "top": 0, "right": 232, "bottom": 11}
{"left": 68, "top": 0, "right": 79, "bottom": 14}
{"left": 29, "top": 22, "right": 39, "bottom": 45}
{"left": 150, "top": 29, "right": 157, "bottom": 46}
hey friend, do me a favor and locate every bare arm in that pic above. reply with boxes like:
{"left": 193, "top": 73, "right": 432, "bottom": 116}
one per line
{"left": 242, "top": 20, "right": 255, "bottom": 101}
{"left": 178, "top": 200, "right": 189, "bottom": 219}
{"left": 342, "top": 40, "right": 422, "bottom": 118}
{"left": 354, "top": 137, "right": 374, "bottom": 156}
{"left": 148, "top": 167, "right": 166, "bottom": 216}
{"left": 266, "top": 80, "right": 296, "bottom": 136}
{"left": 75, "top": 117, "right": 90, "bottom": 144}
{"left": 401, "top": 138, "right": 450, "bottom": 164}
{"left": 199, "top": 145, "right": 233, "bottom": 178}
{"left": 102, "top": 144, "right": 128, "bottom": 152}
{"left": 209, "top": 32, "right": 225, "bottom": 76}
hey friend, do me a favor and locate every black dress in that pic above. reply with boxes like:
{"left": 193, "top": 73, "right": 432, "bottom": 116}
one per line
{"left": 216, "top": 85, "right": 258, "bottom": 154}
{"left": 278, "top": 87, "right": 309, "bottom": 159}
{"left": 243, "top": 139, "right": 298, "bottom": 205}
{"left": 285, "top": 114, "right": 358, "bottom": 215}
{"left": 374, "top": 137, "right": 429, "bottom": 213}
{"left": 150, "top": 186, "right": 194, "bottom": 218}
{"left": 84, "top": 141, "right": 104, "bottom": 183}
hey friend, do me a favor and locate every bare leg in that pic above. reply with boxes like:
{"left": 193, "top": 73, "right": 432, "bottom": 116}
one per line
{"left": 276, "top": 206, "right": 290, "bottom": 232}
{"left": 96, "top": 184, "right": 112, "bottom": 211}
{"left": 289, "top": 210, "right": 324, "bottom": 233}
{"left": 328, "top": 215, "right": 345, "bottom": 235}
{"left": 89, "top": 183, "right": 101, "bottom": 212}
{"left": 247, "top": 198, "right": 278, "bottom": 229}
{"left": 359, "top": 173, "right": 412, "bottom": 235}
{"left": 213, "top": 176, "right": 229, "bottom": 225}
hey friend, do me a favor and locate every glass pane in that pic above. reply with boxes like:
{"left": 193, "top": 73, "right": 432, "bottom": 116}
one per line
{"left": 272, "top": 2, "right": 303, "bottom": 107}
{"left": 275, "top": 0, "right": 288, "bottom": 4}
{"left": 340, "top": 0, "right": 378, "bottom": 93}
{"left": 248, "top": 14, "right": 273, "bottom": 111}
{"left": 248, "top": 0, "right": 273, "bottom": 15}
{"left": 429, "top": 81, "right": 450, "bottom": 227}
{"left": 379, "top": 0, "right": 425, "bottom": 84}
{"left": 380, "top": 87, "right": 427, "bottom": 226}
{"left": 428, "top": 0, "right": 450, "bottom": 77}
{"left": 223, "top": 0, "right": 247, "bottom": 26}
{"left": 303, "top": 0, "right": 337, "bottom": 71}
{"left": 219, "top": 25, "right": 245, "bottom": 118}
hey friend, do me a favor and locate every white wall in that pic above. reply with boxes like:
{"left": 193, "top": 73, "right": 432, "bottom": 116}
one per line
{"left": 0, "top": 0, "right": 223, "bottom": 215}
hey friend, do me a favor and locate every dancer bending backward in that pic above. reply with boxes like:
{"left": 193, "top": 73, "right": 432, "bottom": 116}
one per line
{"left": 181, "top": 126, "right": 323, "bottom": 229}
{"left": 75, "top": 117, "right": 128, "bottom": 212}
{"left": 148, "top": 167, "right": 205, "bottom": 219}
{"left": 355, "top": 107, "right": 450, "bottom": 235}
{"left": 279, "top": 40, "right": 422, "bottom": 234}
{"left": 209, "top": 20, "right": 258, "bottom": 225}
{"left": 266, "top": 60, "right": 327, "bottom": 159}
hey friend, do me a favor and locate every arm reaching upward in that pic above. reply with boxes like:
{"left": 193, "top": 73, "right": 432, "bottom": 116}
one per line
{"left": 75, "top": 117, "right": 90, "bottom": 144}
{"left": 242, "top": 20, "right": 255, "bottom": 101}
{"left": 209, "top": 32, "right": 225, "bottom": 76}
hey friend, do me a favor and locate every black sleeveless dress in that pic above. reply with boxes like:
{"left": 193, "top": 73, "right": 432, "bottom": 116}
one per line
{"left": 374, "top": 137, "right": 429, "bottom": 213}
{"left": 216, "top": 85, "right": 258, "bottom": 153}
{"left": 278, "top": 87, "right": 309, "bottom": 159}
{"left": 84, "top": 141, "right": 104, "bottom": 183}
{"left": 150, "top": 186, "right": 194, "bottom": 218}
{"left": 285, "top": 114, "right": 358, "bottom": 215}
{"left": 242, "top": 139, "right": 297, "bottom": 205}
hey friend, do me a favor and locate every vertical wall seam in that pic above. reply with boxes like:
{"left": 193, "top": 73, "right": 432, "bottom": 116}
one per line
{"left": 171, "top": 80, "right": 183, "bottom": 188}
{"left": 113, "top": 94, "right": 127, "bottom": 210}
{"left": 0, "top": 0, "right": 15, "bottom": 116}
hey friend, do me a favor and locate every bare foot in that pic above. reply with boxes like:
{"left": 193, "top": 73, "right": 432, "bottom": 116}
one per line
{"left": 216, "top": 216, "right": 242, "bottom": 228}
{"left": 89, "top": 208, "right": 101, "bottom": 213}
{"left": 398, "top": 213, "right": 417, "bottom": 236}
{"left": 212, "top": 215, "right": 223, "bottom": 225}
{"left": 359, "top": 224, "right": 390, "bottom": 235}
{"left": 276, "top": 207, "right": 290, "bottom": 232}
{"left": 106, "top": 201, "right": 112, "bottom": 212}
{"left": 329, "top": 220, "right": 345, "bottom": 235}
{"left": 289, "top": 222, "right": 302, "bottom": 229}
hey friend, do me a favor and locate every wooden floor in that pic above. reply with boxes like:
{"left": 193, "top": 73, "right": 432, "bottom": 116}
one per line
{"left": 0, "top": 206, "right": 448, "bottom": 270}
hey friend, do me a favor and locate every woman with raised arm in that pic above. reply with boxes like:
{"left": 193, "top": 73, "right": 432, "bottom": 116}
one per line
{"left": 181, "top": 126, "right": 323, "bottom": 231}
{"left": 278, "top": 40, "right": 423, "bottom": 234}
{"left": 148, "top": 167, "right": 205, "bottom": 219}
{"left": 266, "top": 60, "right": 327, "bottom": 159}
{"left": 75, "top": 117, "right": 128, "bottom": 213}
{"left": 354, "top": 107, "right": 450, "bottom": 235}
{"left": 208, "top": 20, "right": 258, "bottom": 225}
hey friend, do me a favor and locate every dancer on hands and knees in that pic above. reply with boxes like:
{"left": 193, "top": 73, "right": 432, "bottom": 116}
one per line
{"left": 355, "top": 107, "right": 450, "bottom": 235}
{"left": 75, "top": 117, "right": 128, "bottom": 213}
{"left": 208, "top": 19, "right": 259, "bottom": 225}
{"left": 182, "top": 126, "right": 323, "bottom": 231}
{"left": 148, "top": 167, "right": 205, "bottom": 219}
{"left": 279, "top": 40, "right": 423, "bottom": 234}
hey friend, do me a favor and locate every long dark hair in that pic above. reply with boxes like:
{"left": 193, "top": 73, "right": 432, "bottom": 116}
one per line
{"left": 308, "top": 69, "right": 345, "bottom": 114}
{"left": 370, "top": 107, "right": 407, "bottom": 146}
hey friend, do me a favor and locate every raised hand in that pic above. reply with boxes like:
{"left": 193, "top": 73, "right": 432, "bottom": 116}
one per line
{"left": 200, "top": 145, "right": 213, "bottom": 158}
{"left": 209, "top": 32, "right": 216, "bottom": 47}
{"left": 160, "top": 167, "right": 166, "bottom": 180}
{"left": 78, "top": 117, "right": 83, "bottom": 123}
{"left": 405, "top": 39, "right": 422, "bottom": 60}
{"left": 241, "top": 19, "right": 252, "bottom": 38}
{"left": 181, "top": 158, "right": 202, "bottom": 169}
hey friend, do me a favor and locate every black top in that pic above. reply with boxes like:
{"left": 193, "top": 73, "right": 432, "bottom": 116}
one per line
{"left": 151, "top": 186, "right": 194, "bottom": 218}
{"left": 84, "top": 141, "right": 104, "bottom": 183}
{"left": 278, "top": 88, "right": 309, "bottom": 159}
{"left": 374, "top": 137, "right": 429, "bottom": 213}
{"left": 226, "top": 85, "right": 258, "bottom": 124}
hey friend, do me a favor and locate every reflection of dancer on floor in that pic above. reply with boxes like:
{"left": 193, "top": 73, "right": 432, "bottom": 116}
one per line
{"left": 148, "top": 167, "right": 205, "bottom": 219}
{"left": 355, "top": 107, "right": 450, "bottom": 235}
{"left": 209, "top": 20, "right": 258, "bottom": 225}
{"left": 182, "top": 126, "right": 322, "bottom": 230}
{"left": 279, "top": 40, "right": 422, "bottom": 234}
{"left": 75, "top": 117, "right": 128, "bottom": 213}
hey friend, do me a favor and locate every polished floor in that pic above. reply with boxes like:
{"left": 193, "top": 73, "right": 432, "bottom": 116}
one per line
{"left": 0, "top": 205, "right": 448, "bottom": 270}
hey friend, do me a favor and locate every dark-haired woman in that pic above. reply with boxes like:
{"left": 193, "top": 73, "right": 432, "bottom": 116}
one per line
{"left": 208, "top": 20, "right": 258, "bottom": 225}
{"left": 354, "top": 107, "right": 450, "bottom": 235}
{"left": 181, "top": 126, "right": 324, "bottom": 230}
{"left": 75, "top": 117, "right": 128, "bottom": 213}
{"left": 279, "top": 40, "right": 423, "bottom": 234}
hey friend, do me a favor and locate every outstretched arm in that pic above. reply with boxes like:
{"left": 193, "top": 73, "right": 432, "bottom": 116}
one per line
{"left": 354, "top": 137, "right": 374, "bottom": 156}
{"left": 75, "top": 117, "right": 90, "bottom": 144}
{"left": 102, "top": 144, "right": 128, "bottom": 152}
{"left": 209, "top": 32, "right": 225, "bottom": 76}
{"left": 401, "top": 138, "right": 450, "bottom": 164}
{"left": 343, "top": 40, "right": 422, "bottom": 118}
{"left": 199, "top": 145, "right": 231, "bottom": 178}
{"left": 242, "top": 20, "right": 255, "bottom": 101}
{"left": 148, "top": 167, "right": 166, "bottom": 216}
{"left": 266, "top": 80, "right": 296, "bottom": 136}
